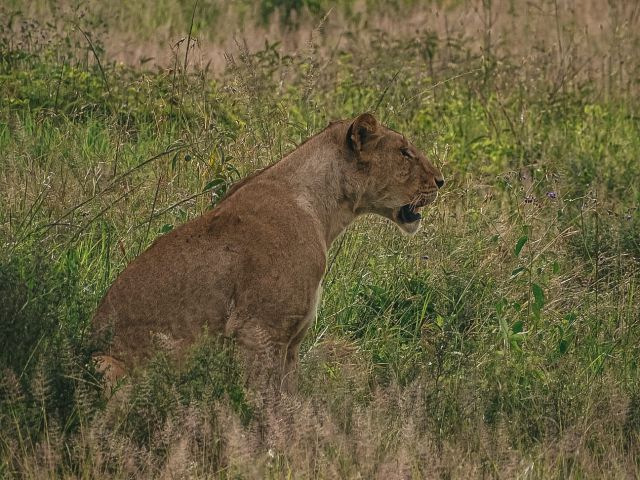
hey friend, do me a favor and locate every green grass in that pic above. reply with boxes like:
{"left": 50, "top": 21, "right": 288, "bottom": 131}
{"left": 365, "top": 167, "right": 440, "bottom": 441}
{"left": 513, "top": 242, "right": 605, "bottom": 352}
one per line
{"left": 1, "top": 2, "right": 640, "bottom": 478}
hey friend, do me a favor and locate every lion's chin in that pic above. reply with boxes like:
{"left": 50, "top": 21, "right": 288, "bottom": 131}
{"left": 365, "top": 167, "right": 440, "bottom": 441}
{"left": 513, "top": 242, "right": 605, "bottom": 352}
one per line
{"left": 392, "top": 205, "right": 423, "bottom": 236}
{"left": 396, "top": 217, "right": 422, "bottom": 235}
{"left": 375, "top": 205, "right": 423, "bottom": 235}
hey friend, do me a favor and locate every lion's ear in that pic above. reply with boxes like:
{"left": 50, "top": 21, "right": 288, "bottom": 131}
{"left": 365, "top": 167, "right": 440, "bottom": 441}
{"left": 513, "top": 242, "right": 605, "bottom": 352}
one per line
{"left": 347, "top": 112, "right": 378, "bottom": 152}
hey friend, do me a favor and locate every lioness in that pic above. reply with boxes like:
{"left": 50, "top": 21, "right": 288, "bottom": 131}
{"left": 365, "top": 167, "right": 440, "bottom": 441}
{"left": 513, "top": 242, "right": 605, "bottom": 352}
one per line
{"left": 93, "top": 113, "right": 444, "bottom": 387}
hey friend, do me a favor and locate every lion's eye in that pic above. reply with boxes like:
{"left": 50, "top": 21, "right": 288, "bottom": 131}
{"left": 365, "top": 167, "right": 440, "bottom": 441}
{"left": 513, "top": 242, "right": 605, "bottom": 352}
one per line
{"left": 401, "top": 148, "right": 413, "bottom": 159}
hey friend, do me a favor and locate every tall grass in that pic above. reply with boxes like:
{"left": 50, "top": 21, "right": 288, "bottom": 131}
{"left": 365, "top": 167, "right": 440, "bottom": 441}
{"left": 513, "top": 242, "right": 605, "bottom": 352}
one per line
{"left": 1, "top": 0, "right": 639, "bottom": 477}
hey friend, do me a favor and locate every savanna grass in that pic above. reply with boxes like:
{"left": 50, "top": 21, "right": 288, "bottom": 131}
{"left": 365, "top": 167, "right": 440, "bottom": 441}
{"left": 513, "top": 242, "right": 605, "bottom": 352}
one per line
{"left": 1, "top": 1, "right": 640, "bottom": 478}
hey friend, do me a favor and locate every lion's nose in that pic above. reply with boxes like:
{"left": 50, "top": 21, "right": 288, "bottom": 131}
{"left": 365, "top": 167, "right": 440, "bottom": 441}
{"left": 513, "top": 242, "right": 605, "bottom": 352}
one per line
{"left": 435, "top": 178, "right": 445, "bottom": 189}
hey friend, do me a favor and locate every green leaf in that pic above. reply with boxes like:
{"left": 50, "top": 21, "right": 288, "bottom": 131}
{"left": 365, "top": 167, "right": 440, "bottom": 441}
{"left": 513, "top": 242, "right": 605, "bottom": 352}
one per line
{"left": 512, "top": 320, "right": 524, "bottom": 334}
{"left": 510, "top": 332, "right": 525, "bottom": 347}
{"left": 514, "top": 235, "right": 528, "bottom": 257}
{"left": 159, "top": 223, "right": 174, "bottom": 234}
{"left": 532, "top": 283, "right": 545, "bottom": 308}
{"left": 558, "top": 338, "right": 570, "bottom": 354}
{"left": 510, "top": 266, "right": 527, "bottom": 279}
{"left": 203, "top": 178, "right": 225, "bottom": 192}
{"left": 531, "top": 283, "right": 545, "bottom": 319}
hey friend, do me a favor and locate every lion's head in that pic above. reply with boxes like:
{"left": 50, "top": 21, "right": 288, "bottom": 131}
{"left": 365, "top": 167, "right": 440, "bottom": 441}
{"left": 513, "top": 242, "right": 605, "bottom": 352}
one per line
{"left": 345, "top": 113, "right": 444, "bottom": 234}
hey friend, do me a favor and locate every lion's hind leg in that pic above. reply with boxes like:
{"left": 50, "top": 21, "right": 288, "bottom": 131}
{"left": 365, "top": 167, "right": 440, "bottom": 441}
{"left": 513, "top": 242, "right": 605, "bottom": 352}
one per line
{"left": 93, "top": 354, "right": 127, "bottom": 389}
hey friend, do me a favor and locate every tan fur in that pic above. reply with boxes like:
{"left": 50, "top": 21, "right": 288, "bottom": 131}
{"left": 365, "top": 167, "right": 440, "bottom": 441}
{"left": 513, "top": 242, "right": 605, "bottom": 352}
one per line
{"left": 92, "top": 113, "right": 444, "bottom": 389}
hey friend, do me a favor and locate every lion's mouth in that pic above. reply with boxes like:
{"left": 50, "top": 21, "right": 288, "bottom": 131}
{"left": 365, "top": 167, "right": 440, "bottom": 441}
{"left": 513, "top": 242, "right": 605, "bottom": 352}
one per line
{"left": 396, "top": 191, "right": 439, "bottom": 224}
{"left": 397, "top": 204, "right": 422, "bottom": 223}
{"left": 397, "top": 193, "right": 438, "bottom": 223}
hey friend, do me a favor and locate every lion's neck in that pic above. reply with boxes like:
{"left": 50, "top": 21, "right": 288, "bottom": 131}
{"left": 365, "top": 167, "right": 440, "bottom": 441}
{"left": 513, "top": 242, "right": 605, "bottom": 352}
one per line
{"left": 266, "top": 134, "right": 361, "bottom": 248}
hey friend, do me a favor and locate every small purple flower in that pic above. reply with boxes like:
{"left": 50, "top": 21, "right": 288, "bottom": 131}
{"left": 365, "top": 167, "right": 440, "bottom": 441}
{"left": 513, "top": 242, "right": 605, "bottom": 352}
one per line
{"left": 546, "top": 191, "right": 557, "bottom": 199}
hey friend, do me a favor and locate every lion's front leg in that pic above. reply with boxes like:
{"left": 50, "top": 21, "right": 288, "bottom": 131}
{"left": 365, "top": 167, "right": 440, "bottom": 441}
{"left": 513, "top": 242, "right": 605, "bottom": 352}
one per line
{"left": 281, "top": 343, "right": 300, "bottom": 393}
{"left": 281, "top": 319, "right": 311, "bottom": 392}
{"left": 233, "top": 320, "right": 288, "bottom": 388}
{"left": 231, "top": 306, "right": 313, "bottom": 392}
